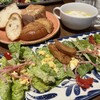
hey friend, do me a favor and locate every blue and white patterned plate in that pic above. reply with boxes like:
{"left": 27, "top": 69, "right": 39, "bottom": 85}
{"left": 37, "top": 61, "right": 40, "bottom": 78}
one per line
{"left": 25, "top": 31, "right": 100, "bottom": 100}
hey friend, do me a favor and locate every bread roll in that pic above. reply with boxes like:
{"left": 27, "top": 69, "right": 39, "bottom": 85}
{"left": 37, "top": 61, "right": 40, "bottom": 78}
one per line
{"left": 22, "top": 4, "right": 46, "bottom": 25}
{"left": 6, "top": 13, "right": 22, "bottom": 41}
{"left": 20, "top": 22, "right": 48, "bottom": 41}
{"left": 0, "top": 3, "right": 21, "bottom": 29}
{"left": 35, "top": 18, "right": 53, "bottom": 33}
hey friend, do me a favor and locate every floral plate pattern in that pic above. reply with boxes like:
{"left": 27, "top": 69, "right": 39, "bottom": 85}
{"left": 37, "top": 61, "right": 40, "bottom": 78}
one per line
{"left": 25, "top": 31, "right": 100, "bottom": 100}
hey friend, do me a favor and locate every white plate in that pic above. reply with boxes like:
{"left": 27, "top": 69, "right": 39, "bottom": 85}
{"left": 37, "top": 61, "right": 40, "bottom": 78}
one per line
{"left": 25, "top": 31, "right": 100, "bottom": 100}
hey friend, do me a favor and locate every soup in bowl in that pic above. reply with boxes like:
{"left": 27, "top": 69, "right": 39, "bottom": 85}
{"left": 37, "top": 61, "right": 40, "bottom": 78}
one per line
{"left": 53, "top": 2, "right": 98, "bottom": 30}
{"left": 65, "top": 10, "right": 91, "bottom": 17}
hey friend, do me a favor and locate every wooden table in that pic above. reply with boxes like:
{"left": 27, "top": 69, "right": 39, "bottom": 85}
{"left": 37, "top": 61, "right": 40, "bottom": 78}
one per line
{"left": 0, "top": 1, "right": 100, "bottom": 100}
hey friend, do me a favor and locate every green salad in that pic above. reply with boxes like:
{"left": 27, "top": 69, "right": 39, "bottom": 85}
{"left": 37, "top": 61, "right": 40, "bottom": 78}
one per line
{"left": 0, "top": 0, "right": 41, "bottom": 5}
{"left": 0, "top": 0, "right": 12, "bottom": 4}
{"left": 0, "top": 33, "right": 100, "bottom": 100}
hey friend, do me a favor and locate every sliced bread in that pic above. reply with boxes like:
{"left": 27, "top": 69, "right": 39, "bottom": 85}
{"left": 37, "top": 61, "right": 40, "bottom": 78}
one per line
{"left": 6, "top": 13, "right": 22, "bottom": 41}
{"left": 0, "top": 3, "right": 21, "bottom": 28}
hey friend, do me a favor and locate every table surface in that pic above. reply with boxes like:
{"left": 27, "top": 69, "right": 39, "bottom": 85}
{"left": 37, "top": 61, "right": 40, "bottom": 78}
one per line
{"left": 0, "top": 1, "right": 100, "bottom": 100}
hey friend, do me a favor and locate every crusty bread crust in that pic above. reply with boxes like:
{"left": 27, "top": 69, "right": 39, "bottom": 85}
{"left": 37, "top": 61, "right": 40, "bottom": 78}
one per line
{"left": 0, "top": 3, "right": 21, "bottom": 29}
{"left": 21, "top": 4, "right": 46, "bottom": 25}
{"left": 20, "top": 22, "right": 48, "bottom": 41}
{"left": 22, "top": 4, "right": 46, "bottom": 17}
{"left": 35, "top": 18, "right": 54, "bottom": 33}
{"left": 6, "top": 13, "right": 22, "bottom": 41}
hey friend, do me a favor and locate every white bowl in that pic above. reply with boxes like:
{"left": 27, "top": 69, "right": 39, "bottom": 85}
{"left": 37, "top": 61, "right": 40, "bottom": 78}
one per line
{"left": 53, "top": 2, "right": 98, "bottom": 30}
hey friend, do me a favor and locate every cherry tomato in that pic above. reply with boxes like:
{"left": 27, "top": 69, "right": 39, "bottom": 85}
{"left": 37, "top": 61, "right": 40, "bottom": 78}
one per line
{"left": 89, "top": 35, "right": 96, "bottom": 44}
{"left": 4, "top": 52, "right": 12, "bottom": 60}
{"left": 76, "top": 75, "right": 93, "bottom": 89}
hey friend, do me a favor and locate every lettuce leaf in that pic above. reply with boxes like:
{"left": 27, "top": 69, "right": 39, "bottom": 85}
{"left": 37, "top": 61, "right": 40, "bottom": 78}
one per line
{"left": 94, "top": 34, "right": 100, "bottom": 44}
{"left": 8, "top": 42, "right": 21, "bottom": 63}
{"left": 0, "top": 56, "right": 7, "bottom": 68}
{"left": 56, "top": 66, "right": 75, "bottom": 79}
{"left": 31, "top": 76, "right": 51, "bottom": 93}
{"left": 96, "top": 65, "right": 100, "bottom": 72}
{"left": 31, "top": 66, "right": 55, "bottom": 84}
{"left": 73, "top": 39, "right": 95, "bottom": 62}
{"left": 95, "top": 57, "right": 100, "bottom": 72}
{"left": 0, "top": 75, "right": 11, "bottom": 100}
{"left": 63, "top": 41, "right": 75, "bottom": 48}
{"left": 0, "top": 0, "right": 12, "bottom": 4}
{"left": 87, "top": 54, "right": 96, "bottom": 64}
{"left": 77, "top": 63, "right": 94, "bottom": 76}
{"left": 12, "top": 79, "right": 28, "bottom": 100}
{"left": 20, "top": 46, "right": 36, "bottom": 62}
{"left": 73, "top": 39, "right": 94, "bottom": 50}
{"left": 40, "top": 64, "right": 57, "bottom": 77}
{"left": 8, "top": 43, "right": 36, "bottom": 63}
